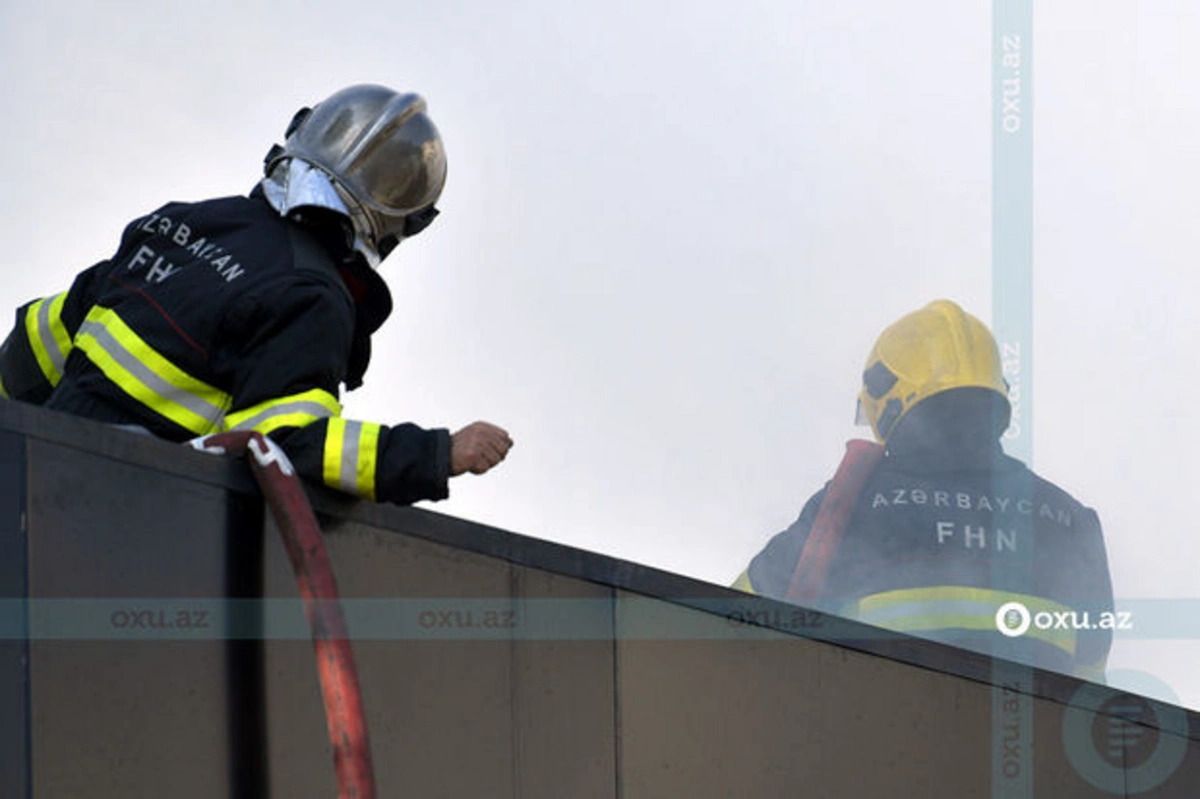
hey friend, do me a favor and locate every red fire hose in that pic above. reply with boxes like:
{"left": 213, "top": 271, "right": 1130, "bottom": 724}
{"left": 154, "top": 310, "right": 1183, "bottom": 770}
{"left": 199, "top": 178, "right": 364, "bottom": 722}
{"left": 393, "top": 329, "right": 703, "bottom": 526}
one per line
{"left": 192, "top": 430, "right": 376, "bottom": 799}
{"left": 785, "top": 439, "right": 885, "bottom": 603}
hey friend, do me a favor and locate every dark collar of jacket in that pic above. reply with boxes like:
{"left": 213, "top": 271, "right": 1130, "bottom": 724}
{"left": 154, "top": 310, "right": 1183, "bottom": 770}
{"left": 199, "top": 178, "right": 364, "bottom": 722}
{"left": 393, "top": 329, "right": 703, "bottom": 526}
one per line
{"left": 884, "top": 388, "right": 1018, "bottom": 473}
{"left": 248, "top": 186, "right": 393, "bottom": 391}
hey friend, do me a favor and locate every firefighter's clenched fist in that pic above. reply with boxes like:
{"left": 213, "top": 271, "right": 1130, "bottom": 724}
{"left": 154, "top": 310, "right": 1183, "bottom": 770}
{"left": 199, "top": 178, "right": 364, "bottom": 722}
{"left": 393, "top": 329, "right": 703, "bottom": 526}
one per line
{"left": 450, "top": 421, "right": 513, "bottom": 476}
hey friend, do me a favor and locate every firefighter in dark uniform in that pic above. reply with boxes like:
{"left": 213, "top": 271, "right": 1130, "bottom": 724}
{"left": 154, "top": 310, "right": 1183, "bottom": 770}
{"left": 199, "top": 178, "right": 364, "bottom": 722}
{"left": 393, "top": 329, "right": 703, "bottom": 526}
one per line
{"left": 734, "top": 300, "right": 1113, "bottom": 681}
{"left": 0, "top": 84, "right": 512, "bottom": 504}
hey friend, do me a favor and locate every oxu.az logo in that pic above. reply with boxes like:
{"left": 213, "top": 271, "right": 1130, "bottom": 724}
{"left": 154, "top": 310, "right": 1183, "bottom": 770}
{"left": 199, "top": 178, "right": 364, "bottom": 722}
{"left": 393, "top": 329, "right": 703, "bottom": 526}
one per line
{"left": 994, "top": 601, "right": 1132, "bottom": 637}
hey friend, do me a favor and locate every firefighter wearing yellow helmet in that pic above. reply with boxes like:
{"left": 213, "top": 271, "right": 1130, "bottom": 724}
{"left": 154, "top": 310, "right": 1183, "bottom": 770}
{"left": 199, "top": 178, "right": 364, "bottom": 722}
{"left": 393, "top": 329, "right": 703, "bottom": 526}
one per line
{"left": 856, "top": 299, "right": 1011, "bottom": 443}
{"left": 0, "top": 84, "right": 512, "bottom": 503}
{"left": 735, "top": 300, "right": 1114, "bottom": 682}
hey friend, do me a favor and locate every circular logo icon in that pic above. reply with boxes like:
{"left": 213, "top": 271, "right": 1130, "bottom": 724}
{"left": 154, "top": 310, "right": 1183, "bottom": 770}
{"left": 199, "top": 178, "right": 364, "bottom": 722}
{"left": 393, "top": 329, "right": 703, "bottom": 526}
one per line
{"left": 1062, "top": 669, "right": 1187, "bottom": 794}
{"left": 995, "top": 601, "right": 1031, "bottom": 638}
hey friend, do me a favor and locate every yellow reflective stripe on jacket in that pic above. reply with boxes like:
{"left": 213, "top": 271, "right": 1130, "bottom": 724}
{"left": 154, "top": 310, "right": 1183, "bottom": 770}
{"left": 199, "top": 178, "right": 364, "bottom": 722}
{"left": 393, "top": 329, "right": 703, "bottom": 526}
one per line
{"left": 1071, "top": 636, "right": 1112, "bottom": 684}
{"left": 323, "top": 418, "right": 381, "bottom": 501}
{"left": 731, "top": 570, "right": 756, "bottom": 594}
{"left": 849, "top": 586, "right": 1077, "bottom": 657}
{"left": 74, "top": 306, "right": 231, "bottom": 435}
{"left": 1075, "top": 660, "right": 1108, "bottom": 684}
{"left": 24, "top": 292, "right": 72, "bottom": 386}
{"left": 0, "top": 373, "right": 8, "bottom": 399}
{"left": 224, "top": 387, "right": 342, "bottom": 435}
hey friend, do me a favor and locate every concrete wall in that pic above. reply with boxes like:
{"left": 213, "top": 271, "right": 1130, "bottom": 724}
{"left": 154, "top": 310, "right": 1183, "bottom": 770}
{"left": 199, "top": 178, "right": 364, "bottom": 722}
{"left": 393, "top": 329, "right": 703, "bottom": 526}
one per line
{"left": 2, "top": 402, "right": 1197, "bottom": 797}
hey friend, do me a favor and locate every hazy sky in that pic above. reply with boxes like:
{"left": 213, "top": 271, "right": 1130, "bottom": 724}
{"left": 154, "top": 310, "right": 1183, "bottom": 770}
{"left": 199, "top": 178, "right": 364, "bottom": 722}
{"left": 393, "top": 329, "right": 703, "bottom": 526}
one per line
{"left": 2, "top": 1, "right": 1197, "bottom": 711}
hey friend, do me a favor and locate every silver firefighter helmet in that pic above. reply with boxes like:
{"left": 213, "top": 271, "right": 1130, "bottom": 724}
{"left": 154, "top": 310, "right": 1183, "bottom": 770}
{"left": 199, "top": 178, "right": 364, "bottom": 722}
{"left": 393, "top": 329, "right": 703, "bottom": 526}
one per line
{"left": 266, "top": 84, "right": 447, "bottom": 262}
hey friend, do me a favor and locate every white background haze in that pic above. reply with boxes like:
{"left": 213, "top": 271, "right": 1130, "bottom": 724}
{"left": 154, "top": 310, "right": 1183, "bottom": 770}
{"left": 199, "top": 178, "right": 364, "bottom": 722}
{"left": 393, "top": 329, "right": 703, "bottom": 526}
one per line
{"left": 1, "top": 1, "right": 1197, "bottom": 710}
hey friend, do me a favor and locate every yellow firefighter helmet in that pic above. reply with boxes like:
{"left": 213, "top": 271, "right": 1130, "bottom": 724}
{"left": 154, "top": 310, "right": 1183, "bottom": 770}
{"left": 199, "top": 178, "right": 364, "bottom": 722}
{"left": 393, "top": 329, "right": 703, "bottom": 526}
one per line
{"left": 856, "top": 299, "right": 1010, "bottom": 442}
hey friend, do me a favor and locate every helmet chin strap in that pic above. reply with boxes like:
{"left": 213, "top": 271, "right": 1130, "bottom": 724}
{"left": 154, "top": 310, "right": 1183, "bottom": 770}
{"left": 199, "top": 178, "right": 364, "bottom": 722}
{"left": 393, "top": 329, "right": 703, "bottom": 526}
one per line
{"left": 328, "top": 182, "right": 386, "bottom": 269}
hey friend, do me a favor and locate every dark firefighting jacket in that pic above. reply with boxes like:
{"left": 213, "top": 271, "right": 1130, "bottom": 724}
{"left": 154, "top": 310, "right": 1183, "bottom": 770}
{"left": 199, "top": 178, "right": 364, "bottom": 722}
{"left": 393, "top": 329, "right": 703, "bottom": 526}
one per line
{"left": 734, "top": 401, "right": 1114, "bottom": 682}
{"left": 0, "top": 192, "right": 449, "bottom": 505}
